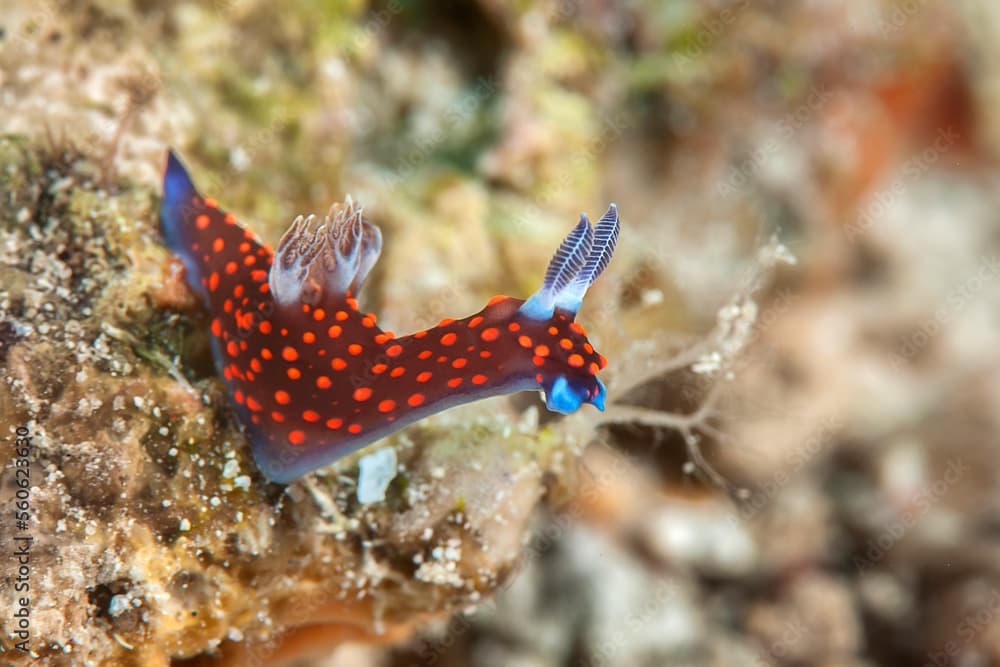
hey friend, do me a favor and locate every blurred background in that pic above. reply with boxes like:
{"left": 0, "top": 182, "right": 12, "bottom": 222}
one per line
{"left": 3, "top": 1, "right": 1000, "bottom": 666}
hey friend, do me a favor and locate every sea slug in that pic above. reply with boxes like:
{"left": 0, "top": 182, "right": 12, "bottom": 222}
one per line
{"left": 160, "top": 150, "right": 619, "bottom": 482}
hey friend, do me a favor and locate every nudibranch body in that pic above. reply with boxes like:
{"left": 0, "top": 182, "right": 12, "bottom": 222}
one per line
{"left": 160, "top": 150, "right": 619, "bottom": 482}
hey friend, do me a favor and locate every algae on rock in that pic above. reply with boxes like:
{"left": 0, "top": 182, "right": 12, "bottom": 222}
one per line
{"left": 0, "top": 138, "right": 570, "bottom": 666}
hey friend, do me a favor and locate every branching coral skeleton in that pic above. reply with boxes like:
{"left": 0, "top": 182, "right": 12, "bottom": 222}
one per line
{"left": 594, "top": 236, "right": 798, "bottom": 493}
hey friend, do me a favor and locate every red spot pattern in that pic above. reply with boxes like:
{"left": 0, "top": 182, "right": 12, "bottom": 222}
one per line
{"left": 162, "top": 162, "right": 609, "bottom": 482}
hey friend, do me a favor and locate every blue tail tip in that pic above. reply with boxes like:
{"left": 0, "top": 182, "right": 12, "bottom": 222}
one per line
{"left": 163, "top": 148, "right": 197, "bottom": 205}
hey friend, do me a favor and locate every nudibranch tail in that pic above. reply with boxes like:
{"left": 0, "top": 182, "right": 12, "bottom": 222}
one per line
{"left": 160, "top": 150, "right": 207, "bottom": 294}
{"left": 160, "top": 150, "right": 272, "bottom": 310}
{"left": 161, "top": 148, "right": 618, "bottom": 483}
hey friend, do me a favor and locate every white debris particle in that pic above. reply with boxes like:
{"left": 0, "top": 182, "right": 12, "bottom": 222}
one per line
{"left": 221, "top": 459, "right": 240, "bottom": 479}
{"left": 167, "top": 447, "right": 178, "bottom": 457}
{"left": 209, "top": 496, "right": 221, "bottom": 507}
{"left": 161, "top": 500, "right": 171, "bottom": 508}
{"left": 692, "top": 296, "right": 760, "bottom": 375}
{"left": 641, "top": 288, "right": 664, "bottom": 306}
{"left": 158, "top": 426, "right": 169, "bottom": 436}
{"left": 357, "top": 447, "right": 397, "bottom": 504}
{"left": 760, "top": 238, "right": 798, "bottom": 266}
{"left": 107, "top": 595, "right": 130, "bottom": 618}
{"left": 233, "top": 475, "right": 251, "bottom": 491}
{"left": 692, "top": 351, "right": 722, "bottom": 375}
{"left": 429, "top": 466, "right": 446, "bottom": 479}
{"left": 179, "top": 518, "right": 191, "bottom": 532}
{"left": 226, "top": 627, "right": 244, "bottom": 642}
{"left": 437, "top": 539, "right": 463, "bottom": 562}
{"left": 415, "top": 540, "right": 465, "bottom": 588}
{"left": 132, "top": 396, "right": 144, "bottom": 409}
